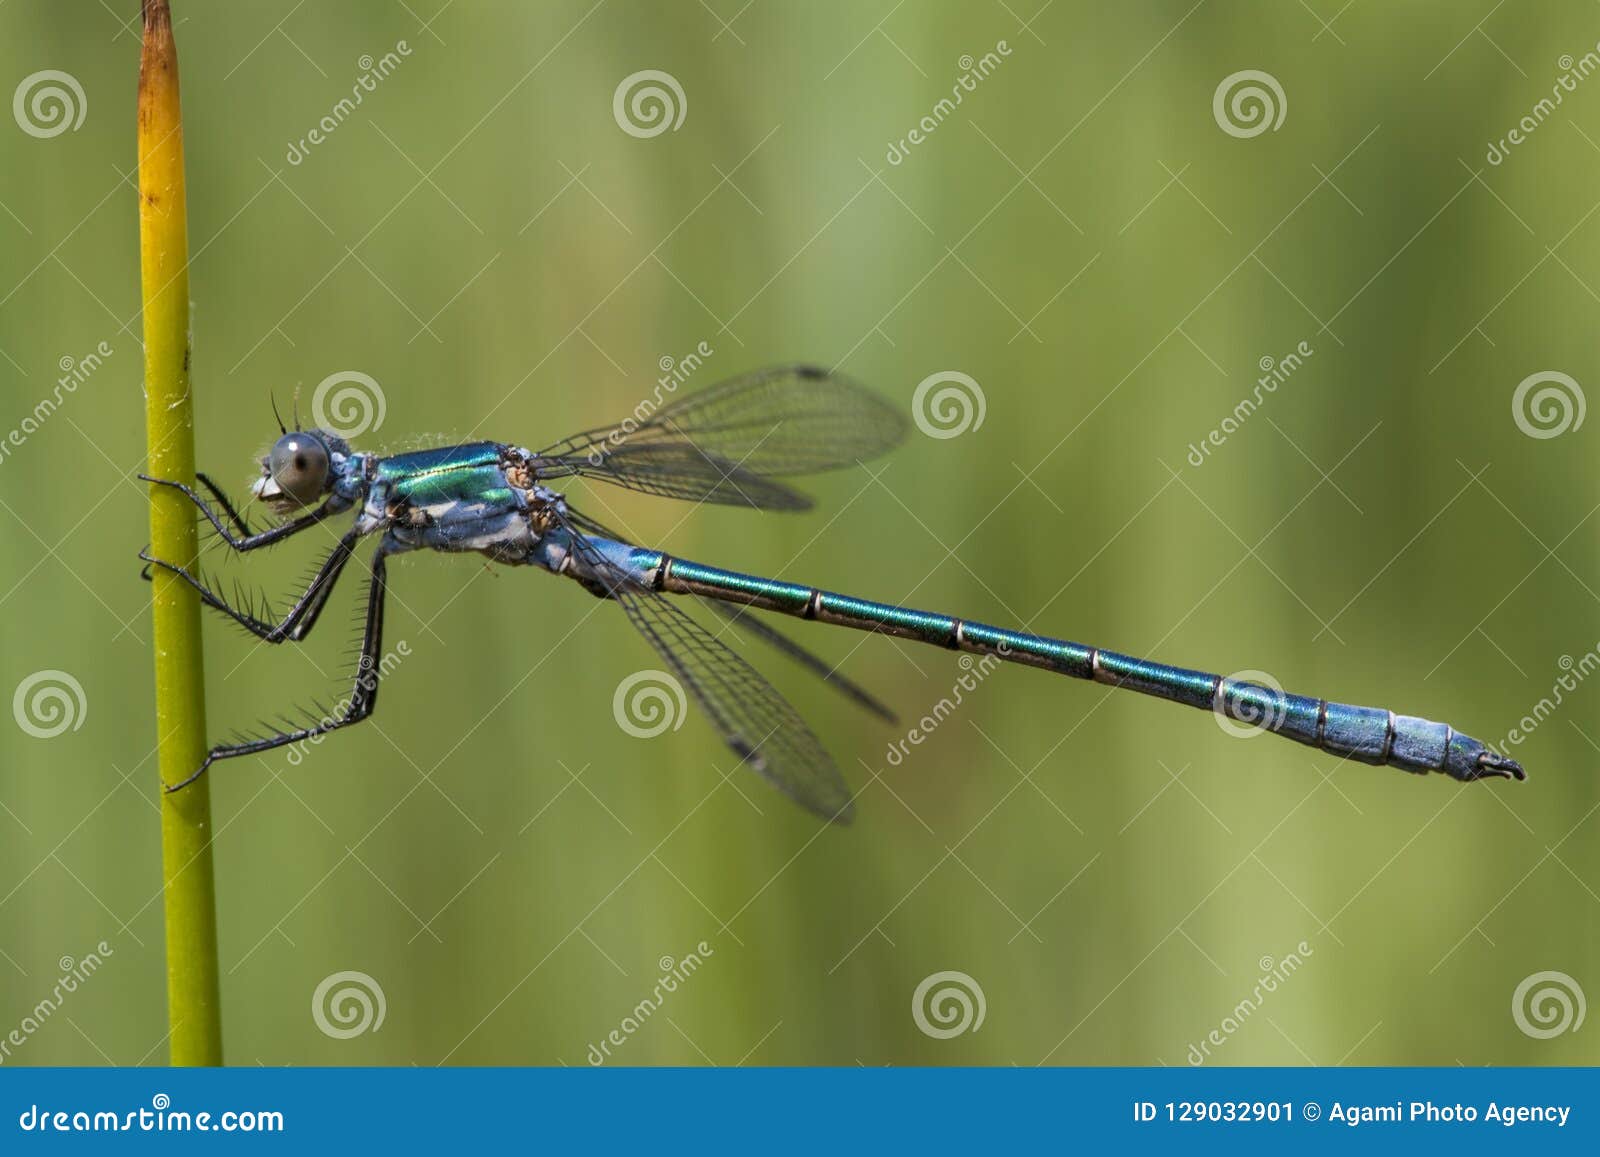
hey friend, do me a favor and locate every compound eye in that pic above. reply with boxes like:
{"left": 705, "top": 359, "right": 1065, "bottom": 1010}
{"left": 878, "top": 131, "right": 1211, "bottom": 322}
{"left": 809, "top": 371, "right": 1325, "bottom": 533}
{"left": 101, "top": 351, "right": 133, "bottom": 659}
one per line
{"left": 267, "top": 433, "right": 330, "bottom": 505}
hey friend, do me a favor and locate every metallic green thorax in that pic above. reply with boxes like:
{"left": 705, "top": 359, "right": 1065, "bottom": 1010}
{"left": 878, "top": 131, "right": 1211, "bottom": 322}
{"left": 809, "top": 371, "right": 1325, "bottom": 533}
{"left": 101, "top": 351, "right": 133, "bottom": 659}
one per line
{"left": 377, "top": 442, "right": 513, "bottom": 508}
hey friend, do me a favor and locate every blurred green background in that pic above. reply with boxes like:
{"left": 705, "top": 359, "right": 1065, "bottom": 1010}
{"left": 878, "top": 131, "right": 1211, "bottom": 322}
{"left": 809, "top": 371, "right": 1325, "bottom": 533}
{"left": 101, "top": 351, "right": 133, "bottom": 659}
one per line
{"left": 1, "top": 0, "right": 1596, "bottom": 1067}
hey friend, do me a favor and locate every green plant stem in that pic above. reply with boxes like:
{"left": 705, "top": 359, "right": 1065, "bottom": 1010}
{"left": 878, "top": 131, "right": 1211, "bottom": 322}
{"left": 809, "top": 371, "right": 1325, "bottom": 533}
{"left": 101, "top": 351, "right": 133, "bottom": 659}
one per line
{"left": 139, "top": 0, "right": 223, "bottom": 1066}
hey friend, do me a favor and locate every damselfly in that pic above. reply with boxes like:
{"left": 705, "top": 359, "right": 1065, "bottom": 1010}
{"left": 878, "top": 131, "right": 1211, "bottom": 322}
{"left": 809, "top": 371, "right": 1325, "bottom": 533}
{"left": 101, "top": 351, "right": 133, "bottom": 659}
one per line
{"left": 141, "top": 365, "right": 1524, "bottom": 821}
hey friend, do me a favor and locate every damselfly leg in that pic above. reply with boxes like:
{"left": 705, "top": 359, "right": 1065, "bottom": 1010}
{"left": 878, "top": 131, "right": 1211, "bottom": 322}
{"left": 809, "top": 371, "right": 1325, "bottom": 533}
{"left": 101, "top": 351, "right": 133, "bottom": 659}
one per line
{"left": 140, "top": 473, "right": 355, "bottom": 643}
{"left": 162, "top": 539, "right": 394, "bottom": 792}
{"left": 190, "top": 472, "right": 257, "bottom": 537}
{"left": 140, "top": 530, "right": 360, "bottom": 643}
{"left": 141, "top": 472, "right": 339, "bottom": 551}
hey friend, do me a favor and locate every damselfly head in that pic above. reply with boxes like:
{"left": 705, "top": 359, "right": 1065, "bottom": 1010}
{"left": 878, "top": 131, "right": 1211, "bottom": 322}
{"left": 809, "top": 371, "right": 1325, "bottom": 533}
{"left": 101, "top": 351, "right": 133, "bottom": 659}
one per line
{"left": 253, "top": 429, "right": 349, "bottom": 513}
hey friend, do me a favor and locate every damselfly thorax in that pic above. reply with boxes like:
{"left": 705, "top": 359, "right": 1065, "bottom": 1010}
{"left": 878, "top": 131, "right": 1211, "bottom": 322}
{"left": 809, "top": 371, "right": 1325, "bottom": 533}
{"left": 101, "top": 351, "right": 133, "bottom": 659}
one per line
{"left": 357, "top": 442, "right": 556, "bottom": 564}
